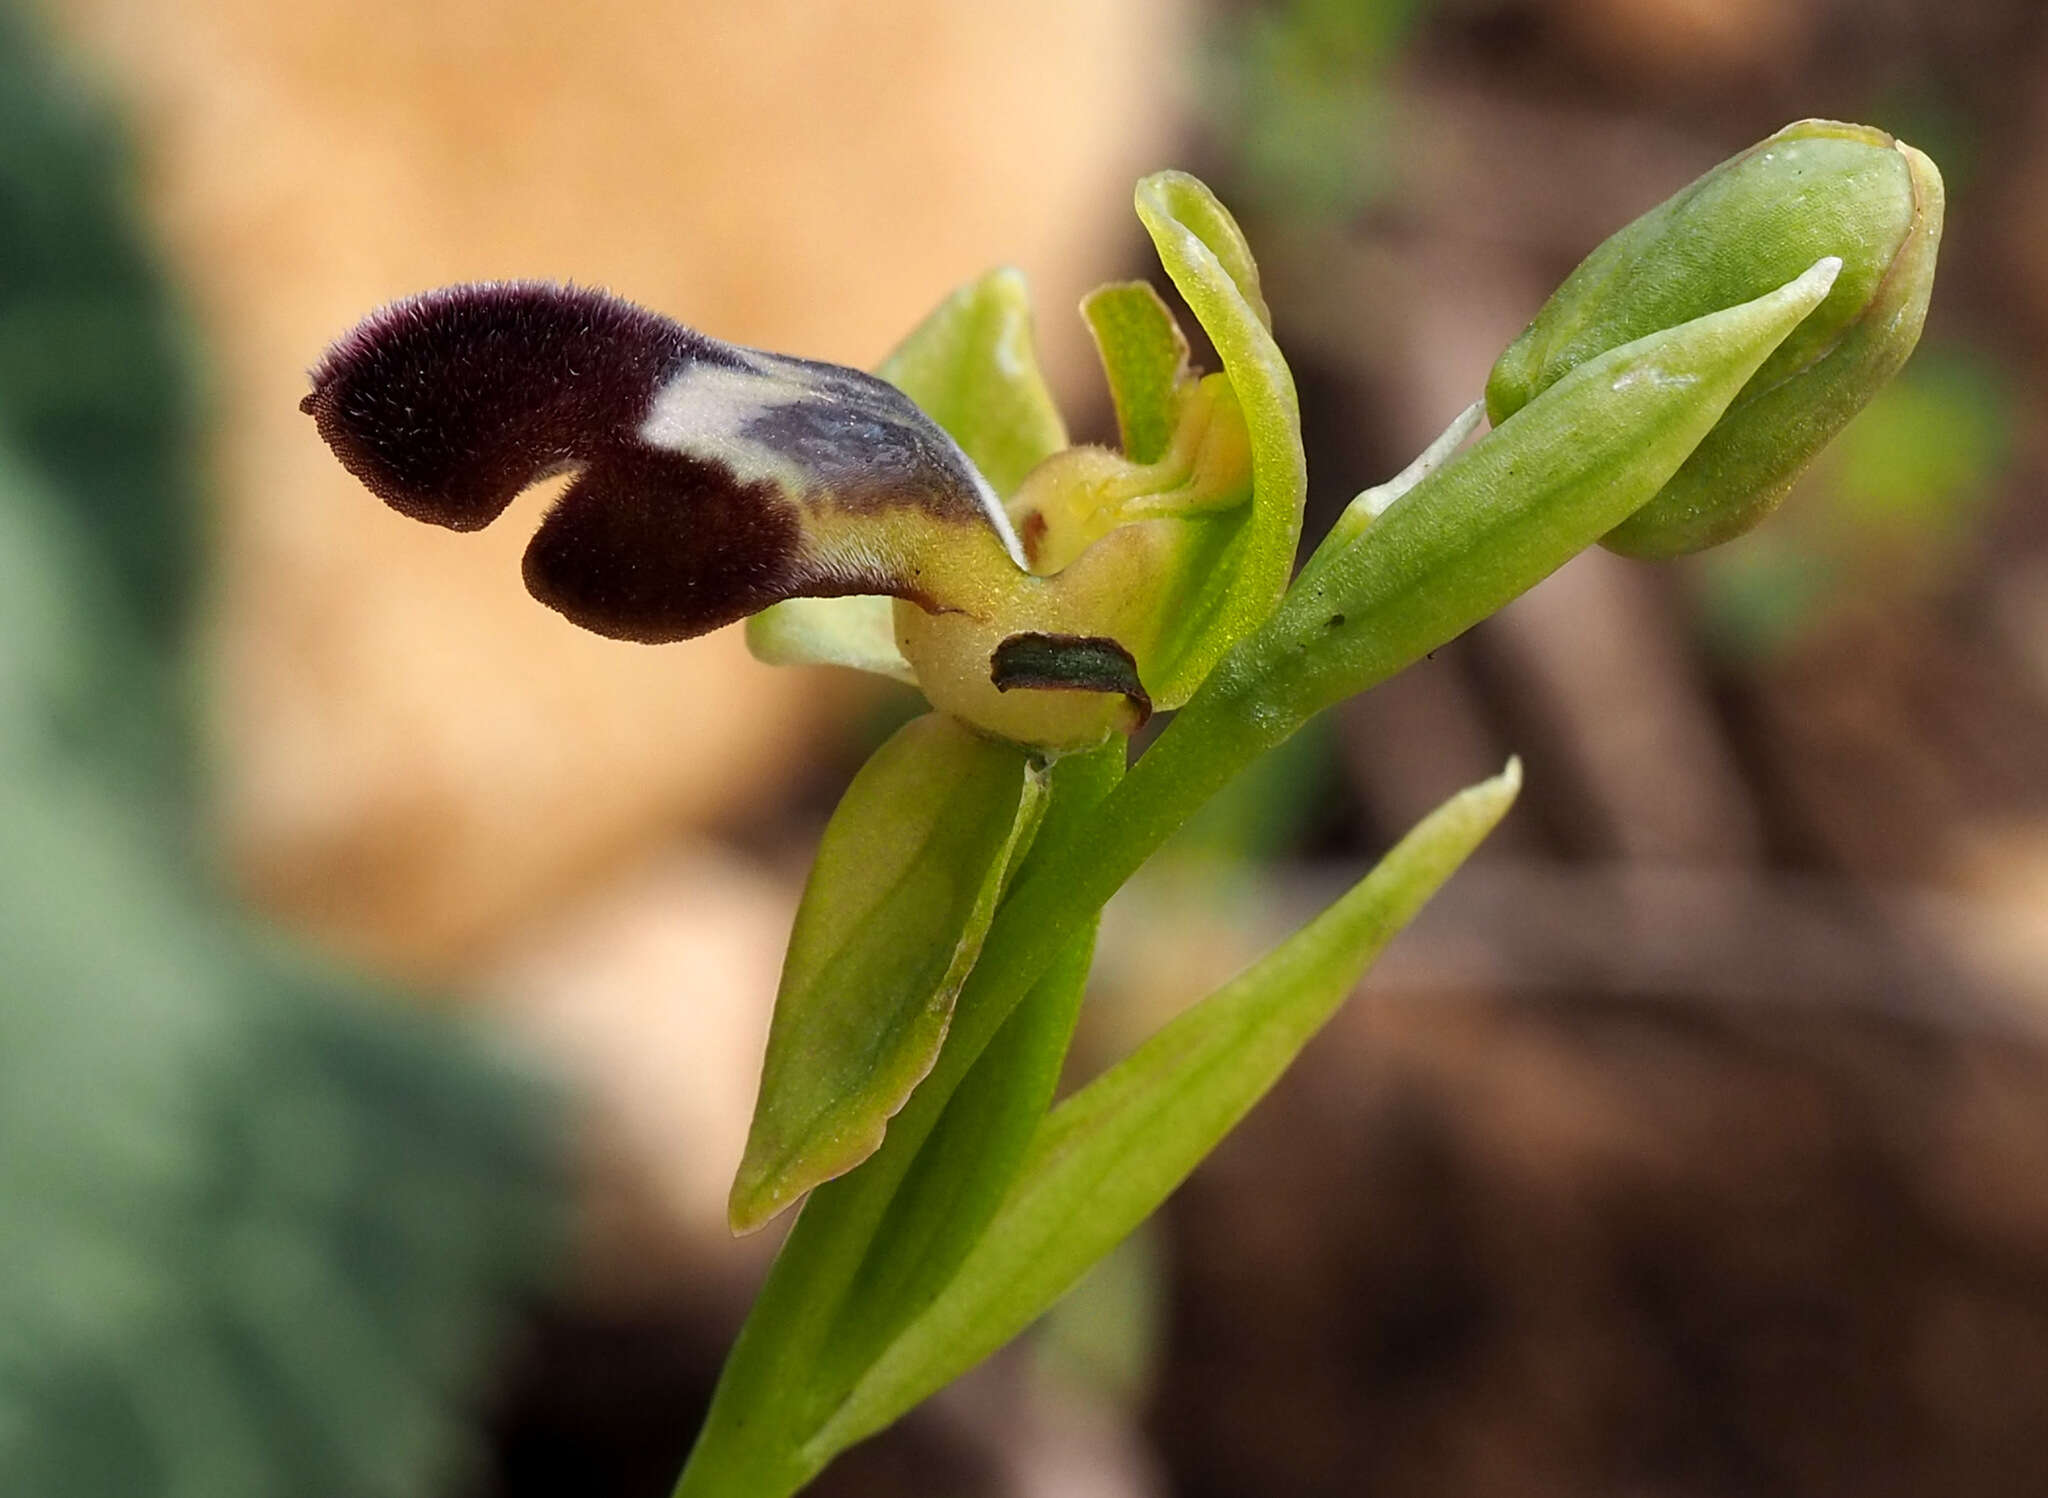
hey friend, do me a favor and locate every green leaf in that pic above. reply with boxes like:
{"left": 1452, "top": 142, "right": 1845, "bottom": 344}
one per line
{"left": 744, "top": 595, "right": 916, "bottom": 683}
{"left": 877, "top": 266, "right": 1068, "bottom": 498}
{"left": 678, "top": 744, "right": 1121, "bottom": 1498}
{"left": 729, "top": 713, "right": 1049, "bottom": 1233}
{"left": 1131, "top": 171, "right": 1306, "bottom": 706}
{"left": 805, "top": 761, "right": 1521, "bottom": 1462}
{"left": 1080, "top": 280, "right": 1190, "bottom": 466}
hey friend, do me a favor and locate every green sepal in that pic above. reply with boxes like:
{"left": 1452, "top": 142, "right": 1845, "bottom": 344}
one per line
{"left": 1128, "top": 171, "right": 1306, "bottom": 707}
{"left": 877, "top": 266, "right": 1069, "bottom": 498}
{"left": 744, "top": 595, "right": 916, "bottom": 684}
{"left": 1080, "top": 280, "right": 1190, "bottom": 466}
{"left": 804, "top": 761, "right": 1521, "bottom": 1462}
{"left": 1487, "top": 119, "right": 1945, "bottom": 557}
{"left": 728, "top": 713, "right": 1048, "bottom": 1234}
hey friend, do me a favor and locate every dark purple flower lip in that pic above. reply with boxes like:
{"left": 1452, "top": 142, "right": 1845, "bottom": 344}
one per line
{"left": 303, "top": 281, "right": 1023, "bottom": 643}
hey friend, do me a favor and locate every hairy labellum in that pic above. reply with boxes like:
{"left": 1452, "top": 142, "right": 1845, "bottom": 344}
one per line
{"left": 302, "top": 282, "right": 1025, "bottom": 642}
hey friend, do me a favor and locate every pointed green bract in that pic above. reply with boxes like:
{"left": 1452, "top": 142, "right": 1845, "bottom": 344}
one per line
{"left": 679, "top": 745, "right": 1121, "bottom": 1498}
{"left": 1130, "top": 171, "right": 1306, "bottom": 707}
{"left": 745, "top": 595, "right": 916, "bottom": 683}
{"left": 1081, "top": 280, "right": 1190, "bottom": 466}
{"left": 877, "top": 266, "right": 1069, "bottom": 498}
{"left": 807, "top": 743, "right": 1120, "bottom": 1386}
{"left": 729, "top": 714, "right": 1048, "bottom": 1234}
{"left": 1248, "top": 256, "right": 1843, "bottom": 732}
{"left": 804, "top": 762, "right": 1520, "bottom": 1463}
{"left": 1488, "top": 119, "right": 1945, "bottom": 557}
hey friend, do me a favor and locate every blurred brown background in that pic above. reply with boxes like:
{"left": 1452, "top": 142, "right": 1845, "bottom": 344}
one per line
{"left": 28, "top": 0, "right": 2048, "bottom": 1493}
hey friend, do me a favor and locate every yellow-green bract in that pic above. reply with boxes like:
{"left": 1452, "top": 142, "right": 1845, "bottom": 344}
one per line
{"left": 680, "top": 759, "right": 1518, "bottom": 1498}
{"left": 1486, "top": 118, "right": 1944, "bottom": 558}
{"left": 728, "top": 714, "right": 1046, "bottom": 1234}
{"left": 802, "top": 761, "right": 1521, "bottom": 1470}
{"left": 1235, "top": 256, "right": 1846, "bottom": 738}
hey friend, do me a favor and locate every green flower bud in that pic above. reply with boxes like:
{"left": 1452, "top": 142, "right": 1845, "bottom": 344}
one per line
{"left": 1485, "top": 119, "right": 1944, "bottom": 558}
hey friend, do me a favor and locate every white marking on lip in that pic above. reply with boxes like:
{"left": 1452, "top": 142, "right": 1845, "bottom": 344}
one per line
{"left": 638, "top": 361, "right": 813, "bottom": 490}
{"left": 960, "top": 451, "right": 1029, "bottom": 570}
{"left": 640, "top": 356, "right": 1031, "bottom": 571}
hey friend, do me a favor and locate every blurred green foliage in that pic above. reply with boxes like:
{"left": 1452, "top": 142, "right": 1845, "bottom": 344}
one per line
{"left": 0, "top": 1, "right": 199, "bottom": 656}
{"left": 1030, "top": 1223, "right": 1165, "bottom": 1412}
{"left": 0, "top": 7, "right": 563, "bottom": 1494}
{"left": 1205, "top": 0, "right": 1426, "bottom": 221}
{"left": 1162, "top": 710, "right": 1343, "bottom": 865}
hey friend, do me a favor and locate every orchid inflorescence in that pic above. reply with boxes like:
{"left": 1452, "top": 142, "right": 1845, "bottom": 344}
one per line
{"left": 307, "top": 120, "right": 1941, "bottom": 1498}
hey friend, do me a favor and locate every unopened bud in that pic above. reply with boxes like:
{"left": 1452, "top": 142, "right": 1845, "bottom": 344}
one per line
{"left": 1485, "top": 119, "right": 1944, "bottom": 558}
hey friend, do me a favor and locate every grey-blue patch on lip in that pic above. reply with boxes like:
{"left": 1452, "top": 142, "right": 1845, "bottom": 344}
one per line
{"left": 640, "top": 347, "right": 1027, "bottom": 561}
{"left": 738, "top": 389, "right": 986, "bottom": 522}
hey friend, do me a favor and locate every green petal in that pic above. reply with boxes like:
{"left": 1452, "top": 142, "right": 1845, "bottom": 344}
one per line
{"left": 744, "top": 595, "right": 917, "bottom": 684}
{"left": 877, "top": 267, "right": 1069, "bottom": 499}
{"left": 1131, "top": 171, "right": 1306, "bottom": 706}
{"left": 805, "top": 761, "right": 1520, "bottom": 1462}
{"left": 1080, "top": 280, "right": 1190, "bottom": 466}
{"left": 728, "top": 714, "right": 1048, "bottom": 1233}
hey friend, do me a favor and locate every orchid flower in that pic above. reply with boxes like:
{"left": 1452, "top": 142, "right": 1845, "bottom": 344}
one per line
{"left": 304, "top": 173, "right": 1304, "bottom": 752}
